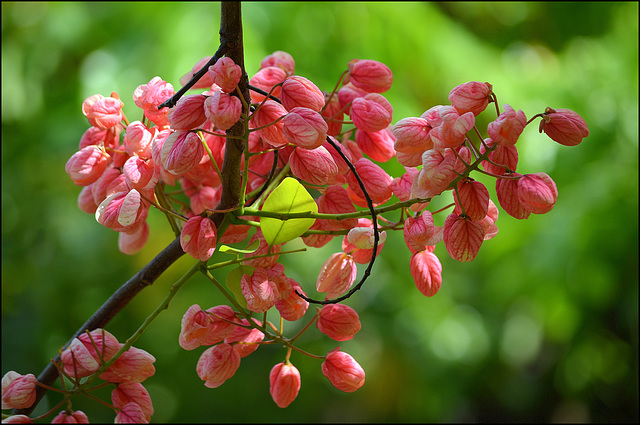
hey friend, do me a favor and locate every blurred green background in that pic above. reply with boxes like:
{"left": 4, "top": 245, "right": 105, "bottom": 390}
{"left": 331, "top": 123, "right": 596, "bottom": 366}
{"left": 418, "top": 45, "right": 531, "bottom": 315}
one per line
{"left": 2, "top": 2, "right": 638, "bottom": 422}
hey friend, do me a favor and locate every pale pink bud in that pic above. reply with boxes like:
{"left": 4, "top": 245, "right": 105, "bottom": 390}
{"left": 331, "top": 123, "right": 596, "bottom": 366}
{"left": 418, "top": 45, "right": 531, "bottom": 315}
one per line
{"left": 251, "top": 100, "right": 289, "bottom": 148}
{"left": 241, "top": 268, "right": 279, "bottom": 313}
{"left": 350, "top": 93, "right": 393, "bottom": 133}
{"left": 321, "top": 348, "right": 365, "bottom": 393}
{"left": 453, "top": 178, "right": 490, "bottom": 222}
{"left": 133, "top": 77, "right": 174, "bottom": 127}
{"left": 487, "top": 104, "right": 527, "bottom": 146}
{"left": 65, "top": 145, "right": 112, "bottom": 186}
{"left": 2, "top": 415, "right": 33, "bottom": 424}
{"left": 480, "top": 199, "right": 500, "bottom": 241}
{"left": 392, "top": 117, "right": 435, "bottom": 167}
{"left": 265, "top": 263, "right": 293, "bottom": 301}
{"left": 282, "top": 107, "right": 328, "bottom": 149}
{"left": 115, "top": 402, "right": 147, "bottom": 424}
{"left": 429, "top": 106, "right": 475, "bottom": 150}
{"left": 443, "top": 213, "right": 485, "bottom": 262}
{"left": 204, "top": 90, "right": 242, "bottom": 130}
{"left": 410, "top": 250, "right": 442, "bottom": 297}
{"left": 189, "top": 185, "right": 221, "bottom": 215}
{"left": 337, "top": 83, "right": 368, "bottom": 115}
{"left": 347, "top": 227, "right": 386, "bottom": 250}
{"left": 345, "top": 59, "right": 393, "bottom": 93}
{"left": 346, "top": 158, "right": 393, "bottom": 205}
{"left": 61, "top": 329, "right": 120, "bottom": 379}
{"left": 321, "top": 92, "right": 344, "bottom": 136}
{"left": 289, "top": 145, "right": 339, "bottom": 186}
{"left": 539, "top": 107, "right": 589, "bottom": 146}
{"left": 224, "top": 319, "right": 265, "bottom": 358}
{"left": 242, "top": 231, "right": 281, "bottom": 268}
{"left": 79, "top": 126, "right": 120, "bottom": 150}
{"left": 448, "top": 81, "right": 493, "bottom": 116}
{"left": 354, "top": 127, "right": 396, "bottom": 162}
{"left": 179, "top": 304, "right": 212, "bottom": 351}
{"left": 316, "top": 253, "right": 357, "bottom": 299}
{"left": 269, "top": 362, "right": 301, "bottom": 408}
{"left": 118, "top": 221, "right": 149, "bottom": 255}
{"left": 96, "top": 189, "right": 148, "bottom": 232}
{"left": 1, "top": 372, "right": 36, "bottom": 410}
{"left": 517, "top": 172, "right": 558, "bottom": 214}
{"left": 180, "top": 216, "right": 217, "bottom": 262}
{"left": 403, "top": 210, "right": 443, "bottom": 253}
{"left": 167, "top": 94, "right": 207, "bottom": 130}
{"left": 203, "top": 305, "right": 238, "bottom": 345}
{"left": 261, "top": 51, "right": 295, "bottom": 75}
{"left": 179, "top": 56, "right": 215, "bottom": 90}
{"left": 414, "top": 147, "right": 471, "bottom": 199}
{"left": 160, "top": 130, "right": 204, "bottom": 175}
{"left": 111, "top": 382, "right": 153, "bottom": 422}
{"left": 322, "top": 138, "right": 356, "bottom": 177}
{"left": 123, "top": 156, "right": 157, "bottom": 191}
{"left": 249, "top": 66, "right": 287, "bottom": 103}
{"left": 78, "top": 185, "right": 99, "bottom": 214}
{"left": 275, "top": 281, "right": 309, "bottom": 321}
{"left": 480, "top": 138, "right": 518, "bottom": 175}
{"left": 51, "top": 410, "right": 89, "bottom": 424}
{"left": 316, "top": 185, "right": 358, "bottom": 230}
{"left": 82, "top": 94, "right": 124, "bottom": 129}
{"left": 495, "top": 174, "right": 531, "bottom": 220}
{"left": 99, "top": 345, "right": 155, "bottom": 383}
{"left": 341, "top": 219, "right": 386, "bottom": 264}
{"left": 208, "top": 57, "right": 242, "bottom": 93}
{"left": 391, "top": 167, "right": 420, "bottom": 202}
{"left": 317, "top": 304, "right": 361, "bottom": 341}
{"left": 123, "top": 121, "right": 154, "bottom": 158}
{"left": 281, "top": 76, "right": 325, "bottom": 112}
{"left": 92, "top": 168, "right": 124, "bottom": 205}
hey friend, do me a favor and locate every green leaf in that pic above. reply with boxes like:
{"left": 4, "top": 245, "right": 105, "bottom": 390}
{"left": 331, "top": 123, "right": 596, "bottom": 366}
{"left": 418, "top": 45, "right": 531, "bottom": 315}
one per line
{"left": 218, "top": 239, "right": 260, "bottom": 254}
{"left": 260, "top": 177, "right": 318, "bottom": 245}
{"left": 225, "top": 265, "right": 253, "bottom": 309}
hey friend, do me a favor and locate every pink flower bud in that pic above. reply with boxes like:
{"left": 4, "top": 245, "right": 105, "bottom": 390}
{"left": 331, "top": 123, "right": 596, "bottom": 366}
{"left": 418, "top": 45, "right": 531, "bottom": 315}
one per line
{"left": 414, "top": 147, "right": 471, "bottom": 199}
{"left": 539, "top": 107, "right": 589, "bottom": 146}
{"left": 487, "top": 104, "right": 527, "bottom": 146}
{"left": 167, "top": 94, "right": 207, "bottom": 131}
{"left": 123, "top": 156, "right": 157, "bottom": 191}
{"left": 429, "top": 106, "right": 475, "bottom": 151}
{"left": 219, "top": 222, "right": 250, "bottom": 245}
{"left": 443, "top": 213, "right": 485, "bottom": 262}
{"left": 316, "top": 185, "right": 358, "bottom": 230}
{"left": 282, "top": 107, "right": 328, "bottom": 149}
{"left": 242, "top": 231, "right": 281, "bottom": 268}
{"left": 251, "top": 99, "right": 289, "bottom": 148}
{"left": 448, "top": 81, "right": 493, "bottom": 116}
{"left": 354, "top": 127, "right": 396, "bottom": 162}
{"left": 269, "top": 362, "right": 301, "bottom": 408}
{"left": 179, "top": 304, "right": 213, "bottom": 351}
{"left": 189, "top": 185, "right": 221, "bottom": 215}
{"left": 61, "top": 329, "right": 120, "bottom": 379}
{"left": 82, "top": 94, "right": 124, "bottom": 129}
{"left": 347, "top": 227, "right": 386, "bottom": 250}
{"left": 133, "top": 77, "right": 174, "bottom": 127}
{"left": 241, "top": 268, "right": 279, "bottom": 313}
{"left": 261, "top": 50, "right": 295, "bottom": 75}
{"left": 275, "top": 281, "right": 309, "bottom": 321}
{"left": 118, "top": 221, "right": 149, "bottom": 255}
{"left": 321, "top": 348, "right": 365, "bottom": 393}
{"left": 410, "top": 250, "right": 442, "bottom": 297}
{"left": 341, "top": 219, "right": 386, "bottom": 264}
{"left": 517, "top": 172, "right": 558, "bottom": 214}
{"left": 495, "top": 174, "right": 531, "bottom": 220}
{"left": 160, "top": 130, "right": 204, "bottom": 176}
{"left": 51, "top": 410, "right": 89, "bottom": 424}
{"left": 204, "top": 90, "right": 242, "bottom": 130}
{"left": 65, "top": 145, "right": 112, "bottom": 186}
{"left": 281, "top": 75, "right": 325, "bottom": 112}
{"left": 403, "top": 210, "right": 443, "bottom": 253}
{"left": 179, "top": 56, "right": 215, "bottom": 90}
{"left": 289, "top": 145, "right": 339, "bottom": 186}
{"left": 203, "top": 305, "right": 238, "bottom": 345}
{"left": 249, "top": 66, "right": 287, "bottom": 103}
{"left": 208, "top": 57, "right": 242, "bottom": 93}
{"left": 124, "top": 121, "right": 155, "bottom": 159}
{"left": 316, "top": 253, "right": 357, "bottom": 298}
{"left": 224, "top": 319, "right": 265, "bottom": 358}
{"left": 180, "top": 216, "right": 217, "bottom": 262}
{"left": 196, "top": 343, "right": 241, "bottom": 388}
{"left": 321, "top": 92, "right": 344, "bottom": 136}
{"left": 346, "top": 158, "right": 393, "bottom": 205}
{"left": 479, "top": 199, "right": 500, "bottom": 241}
{"left": 346, "top": 59, "right": 393, "bottom": 93}
{"left": 301, "top": 219, "right": 335, "bottom": 248}
{"left": 480, "top": 138, "right": 518, "bottom": 175}
{"left": 392, "top": 117, "right": 434, "bottom": 167}
{"left": 265, "top": 263, "right": 293, "bottom": 301}
{"left": 99, "top": 345, "right": 155, "bottom": 383}
{"left": 2, "top": 415, "right": 33, "bottom": 424}
{"left": 1, "top": 372, "right": 36, "bottom": 410}
{"left": 115, "top": 402, "right": 147, "bottom": 424}
{"left": 337, "top": 83, "right": 368, "bottom": 115}
{"left": 453, "top": 178, "right": 490, "bottom": 222}
{"left": 92, "top": 168, "right": 124, "bottom": 205}
{"left": 96, "top": 189, "right": 148, "bottom": 232}
{"left": 391, "top": 167, "right": 420, "bottom": 202}
{"left": 350, "top": 93, "right": 393, "bottom": 133}
{"left": 78, "top": 185, "right": 99, "bottom": 214}
{"left": 79, "top": 126, "right": 120, "bottom": 150}
{"left": 317, "top": 304, "right": 361, "bottom": 341}
{"left": 111, "top": 382, "right": 153, "bottom": 422}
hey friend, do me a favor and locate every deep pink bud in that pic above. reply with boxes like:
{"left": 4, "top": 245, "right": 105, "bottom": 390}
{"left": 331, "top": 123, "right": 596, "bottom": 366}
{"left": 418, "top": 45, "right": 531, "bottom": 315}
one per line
{"left": 517, "top": 172, "right": 558, "bottom": 214}
{"left": 78, "top": 185, "right": 99, "bottom": 214}
{"left": 196, "top": 343, "right": 241, "bottom": 388}
{"left": 79, "top": 125, "right": 120, "bottom": 150}
{"left": 160, "top": 130, "right": 204, "bottom": 176}
{"left": 321, "top": 92, "right": 344, "bottom": 136}
{"left": 317, "top": 304, "right": 361, "bottom": 341}
{"left": 321, "top": 348, "right": 365, "bottom": 393}
{"left": 242, "top": 231, "right": 281, "bottom": 268}
{"left": 429, "top": 106, "right": 475, "bottom": 151}
{"left": 51, "top": 410, "right": 89, "bottom": 424}
{"left": 269, "top": 362, "right": 301, "bottom": 408}
{"left": 410, "top": 250, "right": 442, "bottom": 297}
{"left": 487, "top": 104, "right": 527, "bottom": 146}
{"left": 391, "top": 167, "right": 421, "bottom": 203}
{"left": 354, "top": 127, "right": 396, "bottom": 162}
{"left": 443, "top": 213, "right": 485, "bottom": 262}
{"left": 204, "top": 90, "right": 242, "bottom": 130}
{"left": 115, "top": 402, "right": 146, "bottom": 424}
{"left": 118, "top": 221, "right": 149, "bottom": 255}
{"left": 453, "top": 178, "right": 490, "bottom": 222}
{"left": 99, "top": 345, "right": 156, "bottom": 383}
{"left": 289, "top": 145, "right": 339, "bottom": 186}
{"left": 346, "top": 158, "right": 393, "bottom": 206}
{"left": 208, "top": 57, "right": 242, "bottom": 93}
{"left": 337, "top": 83, "right": 368, "bottom": 115}
{"left": 123, "top": 156, "right": 157, "bottom": 191}
{"left": 167, "top": 94, "right": 207, "bottom": 130}
{"left": 316, "top": 253, "right": 357, "bottom": 298}
{"left": 1, "top": 372, "right": 36, "bottom": 410}
{"left": 480, "top": 138, "right": 518, "bottom": 175}
{"left": 282, "top": 107, "right": 328, "bottom": 149}
{"left": 179, "top": 304, "right": 212, "bottom": 351}
{"left": 224, "top": 319, "right": 265, "bottom": 358}
{"left": 96, "top": 189, "right": 148, "bottom": 232}
{"left": 281, "top": 76, "right": 325, "bottom": 112}
{"left": 249, "top": 66, "right": 287, "bottom": 103}
{"left": 316, "top": 185, "right": 358, "bottom": 230}
{"left": 123, "top": 121, "right": 154, "bottom": 158}
{"left": 60, "top": 329, "right": 120, "bottom": 379}
{"left": 82, "top": 94, "right": 124, "bottom": 129}
{"left": 495, "top": 173, "right": 531, "bottom": 220}
{"left": 251, "top": 99, "right": 289, "bottom": 148}
{"left": 448, "top": 81, "right": 493, "bottom": 116}
{"left": 539, "top": 107, "right": 589, "bottom": 146}
{"left": 392, "top": 117, "right": 434, "bottom": 167}
{"left": 111, "top": 382, "right": 153, "bottom": 423}
{"left": 65, "top": 145, "right": 112, "bottom": 186}
{"left": 261, "top": 50, "right": 295, "bottom": 76}
{"left": 275, "top": 281, "right": 309, "bottom": 321}
{"left": 241, "top": 268, "right": 279, "bottom": 313}
{"left": 203, "top": 305, "right": 238, "bottom": 345}
{"left": 180, "top": 216, "right": 217, "bottom": 261}
{"left": 346, "top": 59, "right": 393, "bottom": 93}
{"left": 179, "top": 56, "right": 215, "bottom": 90}
{"left": 403, "top": 210, "right": 443, "bottom": 253}
{"left": 350, "top": 93, "right": 393, "bottom": 133}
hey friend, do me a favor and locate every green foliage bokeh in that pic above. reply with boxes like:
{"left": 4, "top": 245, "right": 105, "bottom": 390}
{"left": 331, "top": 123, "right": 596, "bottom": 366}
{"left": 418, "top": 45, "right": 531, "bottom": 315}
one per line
{"left": 2, "top": 2, "right": 638, "bottom": 422}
